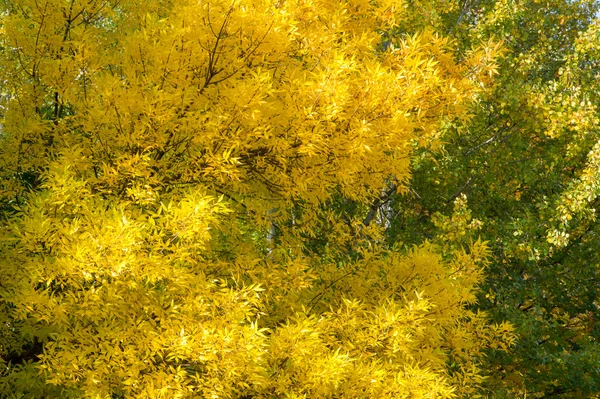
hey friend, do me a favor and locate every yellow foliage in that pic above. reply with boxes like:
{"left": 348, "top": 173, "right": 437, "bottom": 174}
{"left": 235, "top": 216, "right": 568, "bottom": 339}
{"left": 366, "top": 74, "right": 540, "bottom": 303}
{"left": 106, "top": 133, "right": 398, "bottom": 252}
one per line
{"left": 0, "top": 0, "right": 511, "bottom": 397}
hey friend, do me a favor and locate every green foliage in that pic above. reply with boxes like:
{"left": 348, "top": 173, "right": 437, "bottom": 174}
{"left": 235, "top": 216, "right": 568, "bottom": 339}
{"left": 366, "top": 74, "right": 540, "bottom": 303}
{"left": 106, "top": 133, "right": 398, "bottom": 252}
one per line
{"left": 388, "top": 1, "right": 600, "bottom": 397}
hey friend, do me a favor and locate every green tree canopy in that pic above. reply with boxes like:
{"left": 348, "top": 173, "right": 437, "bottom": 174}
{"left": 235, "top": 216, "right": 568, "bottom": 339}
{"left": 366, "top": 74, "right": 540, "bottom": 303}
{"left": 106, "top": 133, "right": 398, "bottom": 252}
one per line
{"left": 388, "top": 0, "right": 600, "bottom": 397}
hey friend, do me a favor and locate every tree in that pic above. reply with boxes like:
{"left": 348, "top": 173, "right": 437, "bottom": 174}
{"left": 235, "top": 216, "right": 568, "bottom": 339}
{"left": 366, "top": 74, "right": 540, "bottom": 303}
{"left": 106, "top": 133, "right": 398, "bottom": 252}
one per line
{"left": 386, "top": 0, "right": 600, "bottom": 397}
{"left": 0, "top": 0, "right": 513, "bottom": 398}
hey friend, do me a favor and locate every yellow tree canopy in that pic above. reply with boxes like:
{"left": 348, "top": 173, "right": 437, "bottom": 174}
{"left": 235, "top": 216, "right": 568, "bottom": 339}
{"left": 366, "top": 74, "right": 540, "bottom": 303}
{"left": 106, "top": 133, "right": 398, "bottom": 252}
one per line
{"left": 0, "top": 0, "right": 513, "bottom": 398}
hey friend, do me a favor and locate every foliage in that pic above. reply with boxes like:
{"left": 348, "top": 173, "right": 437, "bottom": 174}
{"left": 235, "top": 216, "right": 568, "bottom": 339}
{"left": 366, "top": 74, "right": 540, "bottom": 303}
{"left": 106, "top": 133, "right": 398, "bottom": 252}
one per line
{"left": 387, "top": 0, "right": 600, "bottom": 397}
{"left": 0, "top": 0, "right": 513, "bottom": 398}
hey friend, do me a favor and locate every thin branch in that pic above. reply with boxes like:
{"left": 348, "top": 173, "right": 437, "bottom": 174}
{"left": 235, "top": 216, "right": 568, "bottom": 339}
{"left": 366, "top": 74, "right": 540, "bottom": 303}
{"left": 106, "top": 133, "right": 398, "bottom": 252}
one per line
{"left": 362, "top": 183, "right": 397, "bottom": 227}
